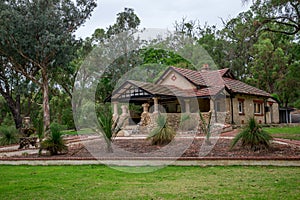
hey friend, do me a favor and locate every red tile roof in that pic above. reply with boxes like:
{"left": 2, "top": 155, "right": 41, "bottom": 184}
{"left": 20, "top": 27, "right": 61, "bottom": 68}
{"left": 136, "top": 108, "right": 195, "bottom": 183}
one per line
{"left": 169, "top": 66, "right": 271, "bottom": 97}
{"left": 223, "top": 78, "right": 270, "bottom": 97}
{"left": 113, "top": 66, "right": 271, "bottom": 100}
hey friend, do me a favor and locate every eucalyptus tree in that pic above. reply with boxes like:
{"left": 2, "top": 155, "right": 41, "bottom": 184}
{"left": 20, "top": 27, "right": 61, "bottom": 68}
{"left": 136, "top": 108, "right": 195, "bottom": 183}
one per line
{"left": 243, "top": 0, "right": 300, "bottom": 35}
{"left": 0, "top": 0, "right": 97, "bottom": 135}
{"left": 0, "top": 56, "right": 23, "bottom": 129}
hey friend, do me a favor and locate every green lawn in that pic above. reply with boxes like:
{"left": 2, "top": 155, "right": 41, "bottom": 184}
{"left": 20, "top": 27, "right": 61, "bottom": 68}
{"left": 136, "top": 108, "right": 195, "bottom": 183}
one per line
{"left": 61, "top": 128, "right": 95, "bottom": 135}
{"left": 0, "top": 165, "right": 299, "bottom": 199}
{"left": 264, "top": 126, "right": 300, "bottom": 140}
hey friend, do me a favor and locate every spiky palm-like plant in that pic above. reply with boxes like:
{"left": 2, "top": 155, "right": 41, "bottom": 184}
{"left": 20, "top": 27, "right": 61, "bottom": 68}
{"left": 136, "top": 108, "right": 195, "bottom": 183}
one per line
{"left": 96, "top": 104, "right": 126, "bottom": 153}
{"left": 40, "top": 123, "right": 68, "bottom": 155}
{"left": 199, "top": 111, "right": 212, "bottom": 145}
{"left": 0, "top": 126, "right": 19, "bottom": 146}
{"left": 231, "top": 117, "right": 272, "bottom": 151}
{"left": 148, "top": 114, "right": 176, "bottom": 145}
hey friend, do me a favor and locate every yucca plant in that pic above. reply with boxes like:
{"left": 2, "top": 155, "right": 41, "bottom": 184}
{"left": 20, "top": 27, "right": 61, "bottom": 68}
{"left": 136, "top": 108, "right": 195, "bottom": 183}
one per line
{"left": 148, "top": 114, "right": 176, "bottom": 145}
{"left": 97, "top": 104, "right": 114, "bottom": 152}
{"left": 96, "top": 104, "right": 127, "bottom": 152}
{"left": 40, "top": 123, "right": 68, "bottom": 155}
{"left": 199, "top": 111, "right": 212, "bottom": 145}
{"left": 0, "top": 126, "right": 19, "bottom": 146}
{"left": 231, "top": 117, "right": 272, "bottom": 151}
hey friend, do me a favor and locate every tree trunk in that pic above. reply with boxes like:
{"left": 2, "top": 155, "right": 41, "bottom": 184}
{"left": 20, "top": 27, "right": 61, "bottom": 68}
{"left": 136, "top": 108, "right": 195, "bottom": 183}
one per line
{"left": 14, "top": 93, "right": 22, "bottom": 130}
{"left": 41, "top": 70, "right": 51, "bottom": 137}
{"left": 0, "top": 91, "right": 22, "bottom": 130}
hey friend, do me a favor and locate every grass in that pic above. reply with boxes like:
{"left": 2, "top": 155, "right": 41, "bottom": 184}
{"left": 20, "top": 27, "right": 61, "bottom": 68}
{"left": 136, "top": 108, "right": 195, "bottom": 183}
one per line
{"left": 263, "top": 126, "right": 300, "bottom": 140}
{"left": 0, "top": 165, "right": 299, "bottom": 199}
{"left": 61, "top": 128, "right": 95, "bottom": 135}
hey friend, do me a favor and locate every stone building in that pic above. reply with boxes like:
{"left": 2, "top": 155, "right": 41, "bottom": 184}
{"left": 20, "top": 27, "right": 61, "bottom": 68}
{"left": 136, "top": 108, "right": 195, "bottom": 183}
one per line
{"left": 110, "top": 66, "right": 279, "bottom": 133}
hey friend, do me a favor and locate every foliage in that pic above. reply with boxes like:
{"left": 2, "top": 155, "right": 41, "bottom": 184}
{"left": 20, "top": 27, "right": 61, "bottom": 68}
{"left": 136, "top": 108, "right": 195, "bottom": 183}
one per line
{"left": 248, "top": 0, "right": 300, "bottom": 35}
{"left": 199, "top": 111, "right": 212, "bottom": 143}
{"left": 106, "top": 8, "right": 140, "bottom": 36}
{"left": 97, "top": 105, "right": 114, "bottom": 141}
{"left": 148, "top": 114, "right": 176, "bottom": 145}
{"left": 141, "top": 48, "right": 191, "bottom": 68}
{"left": 0, "top": 0, "right": 97, "bottom": 134}
{"left": 40, "top": 123, "right": 68, "bottom": 155}
{"left": 0, "top": 126, "right": 19, "bottom": 146}
{"left": 96, "top": 104, "right": 126, "bottom": 152}
{"left": 50, "top": 92, "right": 75, "bottom": 129}
{"left": 0, "top": 60, "right": 23, "bottom": 129}
{"left": 231, "top": 117, "right": 273, "bottom": 151}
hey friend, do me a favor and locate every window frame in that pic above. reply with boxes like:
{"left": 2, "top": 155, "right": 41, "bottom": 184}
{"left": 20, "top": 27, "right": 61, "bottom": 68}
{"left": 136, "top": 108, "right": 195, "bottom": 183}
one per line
{"left": 253, "top": 100, "right": 264, "bottom": 116}
{"left": 238, "top": 98, "right": 245, "bottom": 115}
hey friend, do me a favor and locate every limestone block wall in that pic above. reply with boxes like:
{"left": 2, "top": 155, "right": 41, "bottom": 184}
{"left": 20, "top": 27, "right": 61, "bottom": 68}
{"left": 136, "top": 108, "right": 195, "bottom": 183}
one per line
{"left": 147, "top": 112, "right": 212, "bottom": 133}
{"left": 231, "top": 95, "right": 279, "bottom": 125}
{"left": 211, "top": 112, "right": 231, "bottom": 124}
{"left": 271, "top": 102, "right": 280, "bottom": 123}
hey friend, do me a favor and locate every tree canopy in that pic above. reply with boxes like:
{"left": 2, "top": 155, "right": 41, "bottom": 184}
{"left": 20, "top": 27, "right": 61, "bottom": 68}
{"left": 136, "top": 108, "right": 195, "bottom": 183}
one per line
{"left": 0, "top": 1, "right": 299, "bottom": 132}
{"left": 0, "top": 0, "right": 97, "bottom": 134}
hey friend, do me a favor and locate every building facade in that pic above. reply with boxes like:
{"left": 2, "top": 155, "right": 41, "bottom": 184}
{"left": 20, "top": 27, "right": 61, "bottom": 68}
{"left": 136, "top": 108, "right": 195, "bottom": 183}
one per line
{"left": 110, "top": 66, "right": 279, "bottom": 132}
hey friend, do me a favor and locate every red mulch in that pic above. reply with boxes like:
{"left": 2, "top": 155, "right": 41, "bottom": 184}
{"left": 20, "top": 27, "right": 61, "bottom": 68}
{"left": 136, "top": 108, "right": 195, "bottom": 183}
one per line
{"left": 5, "top": 134, "right": 300, "bottom": 160}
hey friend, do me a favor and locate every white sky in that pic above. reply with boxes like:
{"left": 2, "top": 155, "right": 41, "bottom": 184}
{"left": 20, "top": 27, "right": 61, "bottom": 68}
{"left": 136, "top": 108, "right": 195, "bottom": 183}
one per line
{"left": 75, "top": 0, "right": 252, "bottom": 39}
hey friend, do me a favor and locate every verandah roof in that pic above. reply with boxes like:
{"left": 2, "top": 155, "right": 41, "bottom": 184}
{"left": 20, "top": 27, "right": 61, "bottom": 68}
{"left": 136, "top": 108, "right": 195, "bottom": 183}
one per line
{"left": 111, "top": 80, "right": 223, "bottom": 102}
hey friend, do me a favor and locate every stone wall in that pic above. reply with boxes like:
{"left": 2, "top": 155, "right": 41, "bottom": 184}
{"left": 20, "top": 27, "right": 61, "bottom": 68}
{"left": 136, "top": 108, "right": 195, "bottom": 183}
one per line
{"left": 146, "top": 112, "right": 212, "bottom": 133}
{"left": 211, "top": 111, "right": 230, "bottom": 124}
{"left": 231, "top": 95, "right": 280, "bottom": 124}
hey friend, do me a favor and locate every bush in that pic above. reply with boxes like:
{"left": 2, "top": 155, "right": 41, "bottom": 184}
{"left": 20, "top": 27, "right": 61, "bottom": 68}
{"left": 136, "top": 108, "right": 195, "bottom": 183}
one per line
{"left": 97, "top": 105, "right": 114, "bottom": 141}
{"left": 40, "top": 123, "right": 68, "bottom": 155}
{"left": 0, "top": 126, "right": 19, "bottom": 146}
{"left": 148, "top": 114, "right": 176, "bottom": 145}
{"left": 231, "top": 117, "right": 272, "bottom": 151}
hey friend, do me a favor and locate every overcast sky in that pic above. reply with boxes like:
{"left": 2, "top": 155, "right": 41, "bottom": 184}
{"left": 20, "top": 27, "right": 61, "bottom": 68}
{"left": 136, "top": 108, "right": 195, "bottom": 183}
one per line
{"left": 75, "top": 0, "right": 252, "bottom": 39}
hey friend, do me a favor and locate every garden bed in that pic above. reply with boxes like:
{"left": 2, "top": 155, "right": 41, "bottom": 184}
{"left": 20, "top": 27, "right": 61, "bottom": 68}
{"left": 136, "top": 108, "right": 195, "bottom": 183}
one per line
{"left": 2, "top": 134, "right": 300, "bottom": 160}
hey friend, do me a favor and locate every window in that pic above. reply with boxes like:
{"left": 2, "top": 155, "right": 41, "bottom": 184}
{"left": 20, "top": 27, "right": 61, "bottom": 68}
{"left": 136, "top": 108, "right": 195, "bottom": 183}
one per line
{"left": 253, "top": 100, "right": 263, "bottom": 115}
{"left": 238, "top": 99, "right": 244, "bottom": 115}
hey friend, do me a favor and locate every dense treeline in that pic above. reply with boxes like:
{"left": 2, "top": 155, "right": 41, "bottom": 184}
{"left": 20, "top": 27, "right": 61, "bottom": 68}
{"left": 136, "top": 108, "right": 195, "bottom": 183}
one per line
{"left": 0, "top": 0, "right": 299, "bottom": 135}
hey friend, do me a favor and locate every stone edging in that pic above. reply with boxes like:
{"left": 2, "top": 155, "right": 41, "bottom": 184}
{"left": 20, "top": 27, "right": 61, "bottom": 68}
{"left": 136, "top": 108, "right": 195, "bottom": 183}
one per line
{"left": 1, "top": 157, "right": 299, "bottom": 167}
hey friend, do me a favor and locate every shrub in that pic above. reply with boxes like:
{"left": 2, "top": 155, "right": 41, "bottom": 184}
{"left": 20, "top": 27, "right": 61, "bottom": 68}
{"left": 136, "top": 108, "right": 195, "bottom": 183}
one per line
{"left": 0, "top": 126, "right": 19, "bottom": 146}
{"left": 97, "top": 105, "right": 114, "bottom": 141}
{"left": 148, "top": 114, "right": 176, "bottom": 145}
{"left": 199, "top": 111, "right": 212, "bottom": 144}
{"left": 231, "top": 117, "right": 272, "bottom": 151}
{"left": 96, "top": 104, "right": 126, "bottom": 152}
{"left": 40, "top": 123, "right": 68, "bottom": 155}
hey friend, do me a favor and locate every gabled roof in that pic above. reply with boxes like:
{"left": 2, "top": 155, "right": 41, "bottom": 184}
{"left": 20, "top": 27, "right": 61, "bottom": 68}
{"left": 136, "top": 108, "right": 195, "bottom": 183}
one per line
{"left": 112, "top": 66, "right": 271, "bottom": 101}
{"left": 111, "top": 80, "right": 188, "bottom": 101}
{"left": 111, "top": 80, "right": 224, "bottom": 101}
{"left": 165, "top": 67, "right": 206, "bottom": 86}
{"left": 223, "top": 78, "right": 271, "bottom": 97}
{"left": 158, "top": 66, "right": 271, "bottom": 98}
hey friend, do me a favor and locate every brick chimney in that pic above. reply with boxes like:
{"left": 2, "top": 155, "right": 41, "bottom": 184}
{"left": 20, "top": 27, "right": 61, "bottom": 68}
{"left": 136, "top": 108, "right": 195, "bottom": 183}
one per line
{"left": 201, "top": 64, "right": 210, "bottom": 72}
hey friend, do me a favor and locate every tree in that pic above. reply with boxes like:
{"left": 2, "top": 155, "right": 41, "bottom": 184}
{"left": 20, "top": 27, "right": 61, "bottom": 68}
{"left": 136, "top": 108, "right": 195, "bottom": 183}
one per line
{"left": 0, "top": 0, "right": 97, "bottom": 135}
{"left": 93, "top": 8, "right": 142, "bottom": 103}
{"left": 106, "top": 8, "right": 141, "bottom": 36}
{"left": 244, "top": 0, "right": 300, "bottom": 35}
{"left": 249, "top": 33, "right": 289, "bottom": 94}
{"left": 0, "top": 57, "right": 22, "bottom": 129}
{"left": 220, "top": 10, "right": 259, "bottom": 80}
{"left": 275, "top": 46, "right": 300, "bottom": 108}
